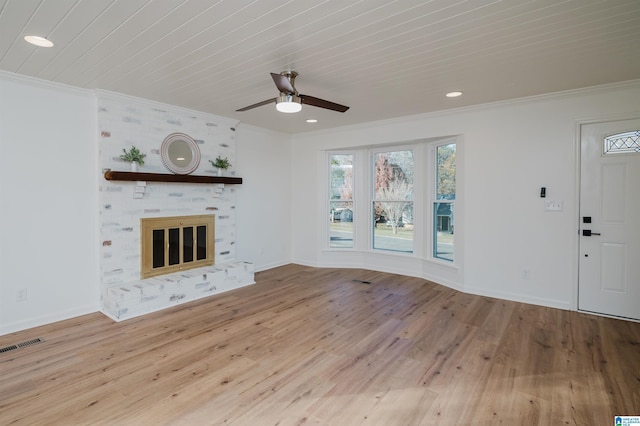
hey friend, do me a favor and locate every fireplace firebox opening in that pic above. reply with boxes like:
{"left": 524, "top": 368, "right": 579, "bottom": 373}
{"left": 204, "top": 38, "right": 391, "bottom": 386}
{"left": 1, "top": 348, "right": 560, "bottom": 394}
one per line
{"left": 141, "top": 215, "right": 215, "bottom": 279}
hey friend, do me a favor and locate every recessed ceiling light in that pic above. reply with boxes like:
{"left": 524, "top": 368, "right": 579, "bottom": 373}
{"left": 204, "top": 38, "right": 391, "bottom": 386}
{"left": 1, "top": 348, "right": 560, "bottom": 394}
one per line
{"left": 306, "top": 119, "right": 318, "bottom": 123}
{"left": 446, "top": 91, "right": 463, "bottom": 98}
{"left": 24, "top": 35, "right": 54, "bottom": 47}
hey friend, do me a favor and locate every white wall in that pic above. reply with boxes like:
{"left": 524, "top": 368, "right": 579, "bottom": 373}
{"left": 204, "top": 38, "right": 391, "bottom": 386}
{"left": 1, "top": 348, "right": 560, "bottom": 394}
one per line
{"left": 0, "top": 73, "right": 293, "bottom": 337}
{"left": 291, "top": 81, "right": 640, "bottom": 310}
{"left": 0, "top": 74, "right": 99, "bottom": 335}
{"left": 2, "top": 69, "right": 638, "bottom": 335}
{"left": 235, "top": 124, "right": 293, "bottom": 271}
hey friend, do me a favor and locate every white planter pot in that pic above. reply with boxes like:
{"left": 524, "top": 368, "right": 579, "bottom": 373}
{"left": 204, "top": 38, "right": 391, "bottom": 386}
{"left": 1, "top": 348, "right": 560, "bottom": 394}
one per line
{"left": 130, "top": 162, "right": 138, "bottom": 172}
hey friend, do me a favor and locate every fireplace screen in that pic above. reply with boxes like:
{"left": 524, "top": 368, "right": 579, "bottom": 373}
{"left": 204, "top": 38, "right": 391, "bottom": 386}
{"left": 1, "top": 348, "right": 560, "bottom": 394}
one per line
{"left": 141, "top": 215, "right": 215, "bottom": 278}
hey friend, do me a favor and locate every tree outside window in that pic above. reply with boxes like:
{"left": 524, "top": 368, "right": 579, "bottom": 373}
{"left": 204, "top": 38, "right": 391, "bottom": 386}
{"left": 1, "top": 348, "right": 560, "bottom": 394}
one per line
{"left": 373, "top": 150, "right": 414, "bottom": 252}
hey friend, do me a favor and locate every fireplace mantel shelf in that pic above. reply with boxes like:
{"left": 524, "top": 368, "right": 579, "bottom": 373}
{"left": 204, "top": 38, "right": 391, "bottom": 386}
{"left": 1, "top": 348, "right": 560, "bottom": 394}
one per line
{"left": 104, "top": 170, "right": 242, "bottom": 185}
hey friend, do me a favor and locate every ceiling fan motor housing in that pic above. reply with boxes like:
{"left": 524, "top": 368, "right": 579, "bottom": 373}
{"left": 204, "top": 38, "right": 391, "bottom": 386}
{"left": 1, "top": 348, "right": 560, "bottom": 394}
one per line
{"left": 280, "top": 71, "right": 298, "bottom": 91}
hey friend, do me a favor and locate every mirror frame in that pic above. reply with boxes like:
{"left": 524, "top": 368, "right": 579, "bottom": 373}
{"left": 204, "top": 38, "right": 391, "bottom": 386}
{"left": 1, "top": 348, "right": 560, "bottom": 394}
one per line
{"left": 160, "top": 132, "right": 201, "bottom": 175}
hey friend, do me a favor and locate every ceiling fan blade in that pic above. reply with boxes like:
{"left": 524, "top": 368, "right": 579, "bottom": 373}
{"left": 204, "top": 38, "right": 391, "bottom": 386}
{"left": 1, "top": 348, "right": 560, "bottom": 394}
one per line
{"left": 271, "top": 73, "right": 296, "bottom": 94}
{"left": 300, "top": 95, "right": 349, "bottom": 113}
{"left": 236, "top": 98, "right": 276, "bottom": 112}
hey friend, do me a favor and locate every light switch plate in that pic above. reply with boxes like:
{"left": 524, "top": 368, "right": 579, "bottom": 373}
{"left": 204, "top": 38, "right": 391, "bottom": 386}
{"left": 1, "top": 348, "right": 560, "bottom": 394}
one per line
{"left": 544, "top": 200, "right": 563, "bottom": 211}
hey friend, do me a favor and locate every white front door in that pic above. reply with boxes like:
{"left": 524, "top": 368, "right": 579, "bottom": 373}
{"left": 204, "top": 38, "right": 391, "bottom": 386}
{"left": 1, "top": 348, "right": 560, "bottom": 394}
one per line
{"left": 579, "top": 118, "right": 640, "bottom": 321}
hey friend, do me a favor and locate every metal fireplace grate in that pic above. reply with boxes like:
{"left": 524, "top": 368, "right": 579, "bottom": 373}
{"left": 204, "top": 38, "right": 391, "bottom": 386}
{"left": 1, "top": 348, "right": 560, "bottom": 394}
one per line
{"left": 0, "top": 337, "right": 44, "bottom": 354}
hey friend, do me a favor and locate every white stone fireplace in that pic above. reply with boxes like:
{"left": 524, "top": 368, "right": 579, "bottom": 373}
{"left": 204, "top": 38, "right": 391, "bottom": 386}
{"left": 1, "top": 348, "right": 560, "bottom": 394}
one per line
{"left": 97, "top": 91, "right": 254, "bottom": 321}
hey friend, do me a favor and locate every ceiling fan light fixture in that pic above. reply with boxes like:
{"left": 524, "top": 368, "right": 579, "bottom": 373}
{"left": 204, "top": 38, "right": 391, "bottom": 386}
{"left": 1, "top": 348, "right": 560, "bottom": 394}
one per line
{"left": 276, "top": 94, "right": 302, "bottom": 113}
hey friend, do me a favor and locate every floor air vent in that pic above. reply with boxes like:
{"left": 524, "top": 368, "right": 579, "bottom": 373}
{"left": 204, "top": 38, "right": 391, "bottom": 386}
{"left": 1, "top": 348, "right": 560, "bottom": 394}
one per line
{"left": 0, "top": 337, "right": 44, "bottom": 354}
{"left": 352, "top": 279, "right": 372, "bottom": 285}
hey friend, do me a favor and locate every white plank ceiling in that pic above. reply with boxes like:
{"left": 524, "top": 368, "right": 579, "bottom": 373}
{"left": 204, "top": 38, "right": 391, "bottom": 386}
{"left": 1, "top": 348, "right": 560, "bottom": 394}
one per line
{"left": 1, "top": 0, "right": 639, "bottom": 133}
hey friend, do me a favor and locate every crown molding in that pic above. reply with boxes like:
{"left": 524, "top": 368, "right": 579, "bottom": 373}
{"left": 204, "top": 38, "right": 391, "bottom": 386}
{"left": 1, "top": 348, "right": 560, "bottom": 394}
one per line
{"left": 0, "top": 70, "right": 93, "bottom": 97}
{"left": 0, "top": 71, "right": 240, "bottom": 128}
{"left": 297, "top": 79, "right": 640, "bottom": 138}
{"left": 235, "top": 121, "right": 292, "bottom": 139}
{"left": 95, "top": 89, "right": 239, "bottom": 128}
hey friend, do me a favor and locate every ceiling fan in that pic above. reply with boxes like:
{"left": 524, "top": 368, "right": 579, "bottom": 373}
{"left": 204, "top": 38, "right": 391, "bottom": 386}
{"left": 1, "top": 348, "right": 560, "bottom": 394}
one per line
{"left": 236, "top": 71, "right": 349, "bottom": 114}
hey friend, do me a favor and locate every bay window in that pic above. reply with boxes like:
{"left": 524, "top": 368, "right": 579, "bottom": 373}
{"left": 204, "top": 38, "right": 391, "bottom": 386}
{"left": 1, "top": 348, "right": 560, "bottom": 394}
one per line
{"left": 326, "top": 140, "right": 457, "bottom": 263}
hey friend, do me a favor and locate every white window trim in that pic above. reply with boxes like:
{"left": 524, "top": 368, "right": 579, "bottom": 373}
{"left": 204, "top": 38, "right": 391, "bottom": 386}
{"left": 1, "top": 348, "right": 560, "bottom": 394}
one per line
{"left": 428, "top": 138, "right": 458, "bottom": 265}
{"left": 327, "top": 151, "right": 356, "bottom": 249}
{"left": 370, "top": 144, "right": 419, "bottom": 255}
{"left": 323, "top": 137, "right": 462, "bottom": 270}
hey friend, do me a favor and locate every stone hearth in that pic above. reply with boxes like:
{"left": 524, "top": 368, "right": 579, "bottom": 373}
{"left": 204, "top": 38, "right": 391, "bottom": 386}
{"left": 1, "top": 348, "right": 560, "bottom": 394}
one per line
{"left": 102, "top": 261, "right": 255, "bottom": 321}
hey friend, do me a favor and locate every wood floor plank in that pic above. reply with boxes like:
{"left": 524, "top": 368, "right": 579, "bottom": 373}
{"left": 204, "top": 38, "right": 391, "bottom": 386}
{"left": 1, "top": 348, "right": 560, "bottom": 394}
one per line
{"left": 1, "top": 264, "right": 639, "bottom": 425}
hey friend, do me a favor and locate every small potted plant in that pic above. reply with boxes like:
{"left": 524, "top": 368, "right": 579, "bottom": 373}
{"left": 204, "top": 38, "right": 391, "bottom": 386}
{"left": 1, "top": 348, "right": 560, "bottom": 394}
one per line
{"left": 210, "top": 156, "right": 231, "bottom": 176}
{"left": 120, "top": 146, "right": 146, "bottom": 172}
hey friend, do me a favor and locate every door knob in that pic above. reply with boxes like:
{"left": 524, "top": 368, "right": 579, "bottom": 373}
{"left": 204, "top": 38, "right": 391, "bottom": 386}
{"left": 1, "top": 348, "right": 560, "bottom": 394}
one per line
{"left": 582, "top": 230, "right": 601, "bottom": 236}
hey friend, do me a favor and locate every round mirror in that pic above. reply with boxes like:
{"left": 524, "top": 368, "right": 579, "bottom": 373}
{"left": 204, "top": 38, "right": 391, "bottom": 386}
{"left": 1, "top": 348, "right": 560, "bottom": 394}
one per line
{"left": 160, "top": 132, "right": 200, "bottom": 175}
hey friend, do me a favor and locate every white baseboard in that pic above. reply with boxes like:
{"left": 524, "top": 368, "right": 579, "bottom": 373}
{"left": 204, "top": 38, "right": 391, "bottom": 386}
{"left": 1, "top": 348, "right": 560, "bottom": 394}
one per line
{"left": 0, "top": 304, "right": 99, "bottom": 337}
{"left": 463, "top": 285, "right": 572, "bottom": 311}
{"left": 254, "top": 259, "right": 293, "bottom": 272}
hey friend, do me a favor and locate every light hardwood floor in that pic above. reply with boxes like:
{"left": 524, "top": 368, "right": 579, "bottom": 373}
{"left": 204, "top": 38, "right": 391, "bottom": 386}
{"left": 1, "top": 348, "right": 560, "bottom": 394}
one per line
{"left": 1, "top": 264, "right": 639, "bottom": 425}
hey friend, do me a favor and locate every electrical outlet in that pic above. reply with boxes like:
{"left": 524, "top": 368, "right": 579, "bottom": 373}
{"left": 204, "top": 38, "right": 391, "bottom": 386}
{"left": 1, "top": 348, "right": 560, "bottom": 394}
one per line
{"left": 17, "top": 288, "right": 28, "bottom": 302}
{"left": 521, "top": 268, "right": 531, "bottom": 280}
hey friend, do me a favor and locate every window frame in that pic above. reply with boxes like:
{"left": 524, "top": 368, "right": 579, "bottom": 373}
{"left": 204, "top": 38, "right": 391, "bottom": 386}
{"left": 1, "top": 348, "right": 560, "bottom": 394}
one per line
{"left": 324, "top": 138, "right": 460, "bottom": 268}
{"left": 603, "top": 130, "right": 640, "bottom": 155}
{"left": 431, "top": 141, "right": 456, "bottom": 263}
{"left": 327, "top": 151, "right": 356, "bottom": 249}
{"left": 370, "top": 146, "right": 416, "bottom": 254}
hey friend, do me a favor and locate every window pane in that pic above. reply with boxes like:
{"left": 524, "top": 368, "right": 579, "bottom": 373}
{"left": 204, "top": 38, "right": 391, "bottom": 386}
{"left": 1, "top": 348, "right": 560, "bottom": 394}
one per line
{"left": 196, "top": 225, "right": 207, "bottom": 260}
{"left": 329, "top": 154, "right": 354, "bottom": 248}
{"left": 183, "top": 227, "right": 194, "bottom": 263}
{"left": 434, "top": 203, "right": 454, "bottom": 261}
{"left": 436, "top": 144, "right": 456, "bottom": 200}
{"left": 330, "top": 201, "right": 353, "bottom": 248}
{"left": 152, "top": 229, "right": 165, "bottom": 268}
{"left": 373, "top": 150, "right": 414, "bottom": 253}
{"left": 373, "top": 201, "right": 413, "bottom": 252}
{"left": 330, "top": 154, "right": 353, "bottom": 200}
{"left": 604, "top": 130, "right": 640, "bottom": 154}
{"left": 168, "top": 228, "right": 180, "bottom": 265}
{"left": 434, "top": 143, "right": 455, "bottom": 262}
